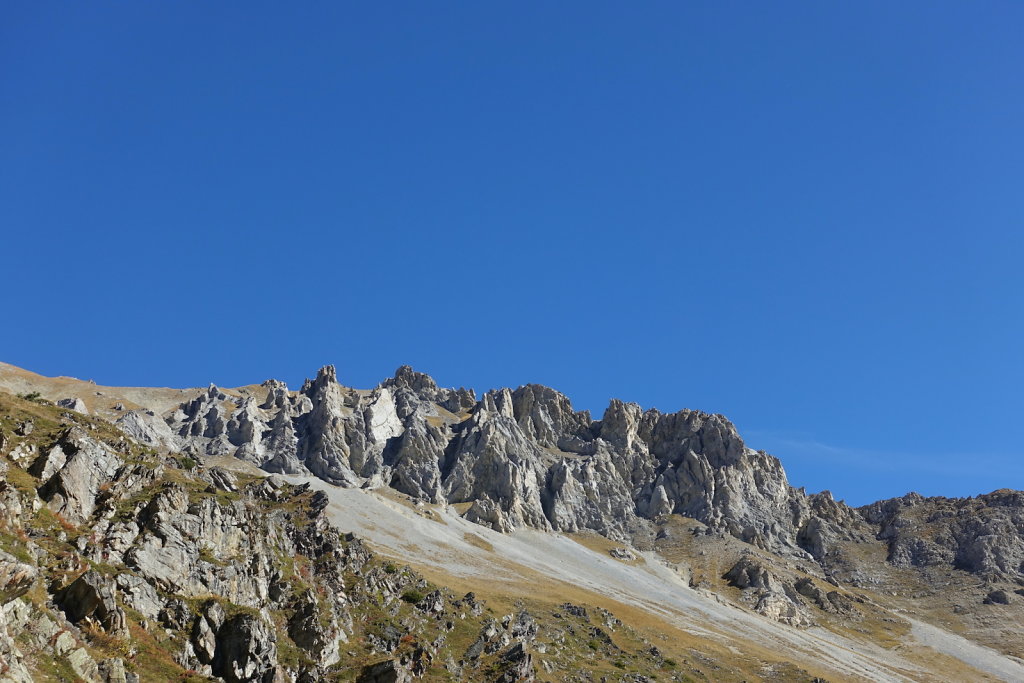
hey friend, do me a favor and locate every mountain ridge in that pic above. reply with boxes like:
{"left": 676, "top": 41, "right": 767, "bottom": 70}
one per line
{"left": 4, "top": 361, "right": 1020, "bottom": 583}
{"left": 3, "top": 363, "right": 847, "bottom": 555}
{"left": 3, "top": 361, "right": 1024, "bottom": 681}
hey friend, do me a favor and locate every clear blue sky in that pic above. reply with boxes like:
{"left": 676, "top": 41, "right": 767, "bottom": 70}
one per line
{"left": 3, "top": 3, "right": 1022, "bottom": 506}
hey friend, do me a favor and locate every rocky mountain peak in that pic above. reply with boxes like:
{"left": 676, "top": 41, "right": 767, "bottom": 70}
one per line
{"left": 309, "top": 364, "right": 339, "bottom": 391}
{"left": 259, "top": 379, "right": 290, "bottom": 410}
{"left": 19, "top": 362, "right": 1024, "bottom": 583}
{"left": 72, "top": 365, "right": 852, "bottom": 555}
{"left": 479, "top": 388, "right": 515, "bottom": 418}
{"left": 596, "top": 398, "right": 648, "bottom": 450}
{"left": 509, "top": 384, "right": 592, "bottom": 450}
{"left": 384, "top": 365, "right": 439, "bottom": 395}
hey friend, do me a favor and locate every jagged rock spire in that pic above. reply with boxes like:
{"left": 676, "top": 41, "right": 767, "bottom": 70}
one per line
{"left": 155, "top": 363, "right": 840, "bottom": 555}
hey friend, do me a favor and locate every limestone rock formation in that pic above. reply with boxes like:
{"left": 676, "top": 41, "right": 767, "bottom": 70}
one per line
{"left": 0, "top": 551, "right": 36, "bottom": 604}
{"left": 211, "top": 613, "right": 278, "bottom": 683}
{"left": 860, "top": 489, "right": 1024, "bottom": 579}
{"left": 724, "top": 556, "right": 814, "bottom": 627}
{"left": 56, "top": 397, "right": 88, "bottom": 414}
{"left": 2, "top": 388, "right": 612, "bottom": 682}
{"left": 35, "top": 427, "right": 123, "bottom": 523}
{"left": 115, "top": 409, "right": 179, "bottom": 451}
{"left": 20, "top": 365, "right": 900, "bottom": 561}
{"left": 55, "top": 570, "right": 129, "bottom": 636}
{"left": 17, "top": 363, "right": 1024, "bottom": 588}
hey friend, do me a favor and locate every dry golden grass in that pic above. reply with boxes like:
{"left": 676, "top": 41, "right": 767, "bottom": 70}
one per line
{"left": 0, "top": 361, "right": 201, "bottom": 416}
{"left": 567, "top": 531, "right": 644, "bottom": 565}
{"left": 372, "top": 547, "right": 836, "bottom": 682}
{"left": 376, "top": 487, "right": 420, "bottom": 510}
{"left": 462, "top": 532, "right": 494, "bottom": 552}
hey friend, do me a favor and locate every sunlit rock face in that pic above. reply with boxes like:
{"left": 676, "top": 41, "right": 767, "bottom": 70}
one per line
{"left": 157, "top": 364, "right": 852, "bottom": 556}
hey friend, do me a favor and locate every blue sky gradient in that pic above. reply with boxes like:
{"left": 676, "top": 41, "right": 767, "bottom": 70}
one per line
{"left": 3, "top": 2, "right": 1022, "bottom": 505}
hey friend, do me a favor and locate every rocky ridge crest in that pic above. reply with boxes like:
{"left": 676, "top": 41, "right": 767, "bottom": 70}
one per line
{"left": 110, "top": 364, "right": 1024, "bottom": 585}
{"left": 121, "top": 365, "right": 851, "bottom": 560}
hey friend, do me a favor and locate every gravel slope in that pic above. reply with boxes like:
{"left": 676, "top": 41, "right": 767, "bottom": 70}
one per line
{"left": 908, "top": 618, "right": 1024, "bottom": 682}
{"left": 289, "top": 476, "right": 1019, "bottom": 682}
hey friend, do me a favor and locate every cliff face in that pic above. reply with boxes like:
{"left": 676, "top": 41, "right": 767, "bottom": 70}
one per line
{"left": 20, "top": 361, "right": 1024, "bottom": 587}
{"left": 112, "top": 364, "right": 1024, "bottom": 585}
{"left": 113, "top": 365, "right": 844, "bottom": 558}
{"left": 860, "top": 489, "right": 1024, "bottom": 580}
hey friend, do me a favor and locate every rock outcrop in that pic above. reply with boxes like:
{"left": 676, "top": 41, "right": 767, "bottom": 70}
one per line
{"left": 860, "top": 490, "right": 1024, "bottom": 580}
{"left": 16, "top": 364, "right": 1024, "bottom": 586}
{"left": 0, "top": 551, "right": 36, "bottom": 605}
{"left": 115, "top": 409, "right": 179, "bottom": 451}
{"left": 34, "top": 426, "right": 123, "bottom": 523}
{"left": 1, "top": 391, "right": 623, "bottom": 682}
{"left": 55, "top": 570, "right": 129, "bottom": 636}
{"left": 56, "top": 397, "right": 88, "bottom": 414}
{"left": 135, "top": 365, "right": 855, "bottom": 556}
{"left": 724, "top": 556, "right": 815, "bottom": 627}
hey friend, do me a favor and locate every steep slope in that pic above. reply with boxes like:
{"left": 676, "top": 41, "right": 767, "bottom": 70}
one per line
{"left": 1, "top": 392, "right": 712, "bottom": 682}
{"left": 294, "top": 475, "right": 1024, "bottom": 682}
{"left": 4, "top": 361, "right": 1024, "bottom": 681}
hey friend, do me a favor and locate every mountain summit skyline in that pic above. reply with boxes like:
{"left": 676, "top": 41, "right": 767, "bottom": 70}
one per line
{"left": 5, "top": 2, "right": 1023, "bottom": 510}
{"left": 2, "top": 358, "right": 1017, "bottom": 508}
{"left": 2, "top": 359, "right": 1024, "bottom": 680}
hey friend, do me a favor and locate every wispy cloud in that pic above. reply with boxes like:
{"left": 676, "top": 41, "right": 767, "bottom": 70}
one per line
{"left": 744, "top": 430, "right": 1024, "bottom": 480}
